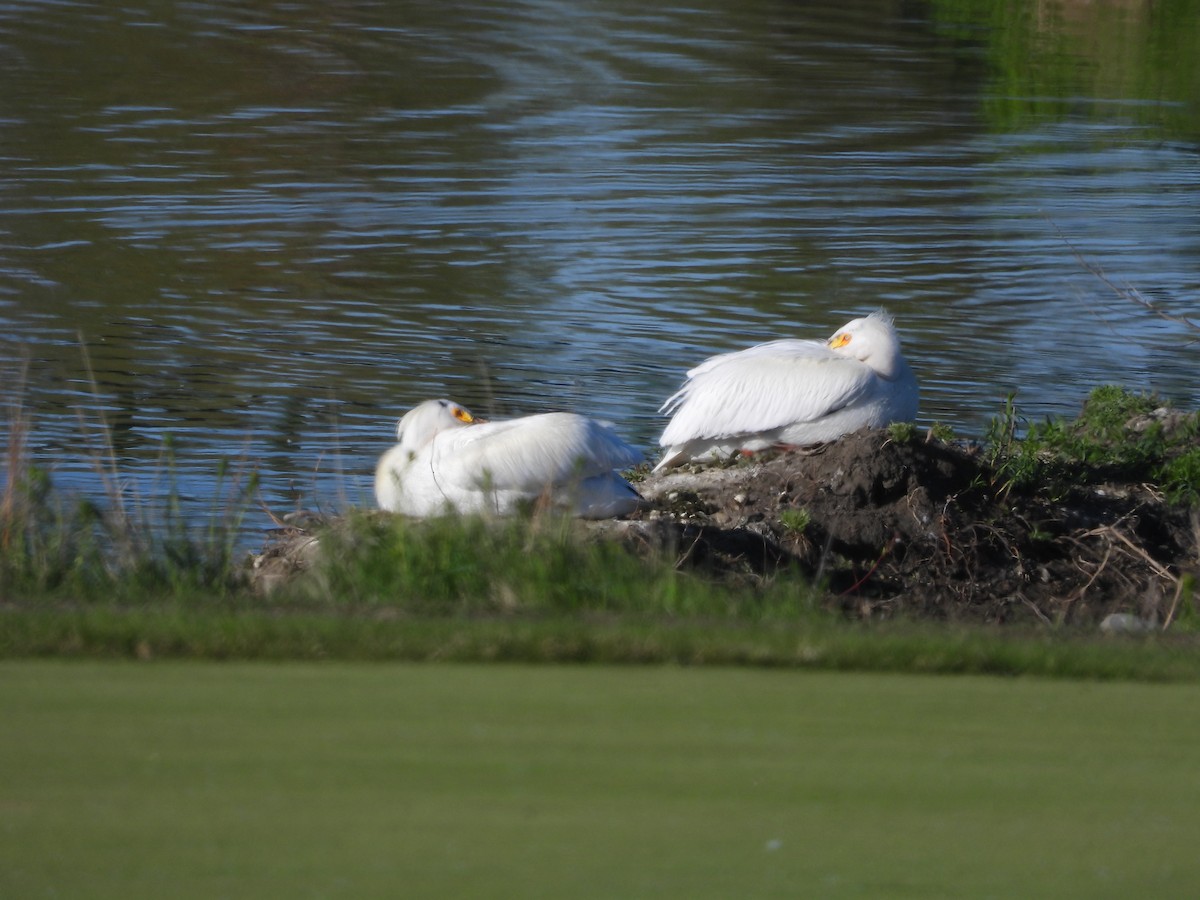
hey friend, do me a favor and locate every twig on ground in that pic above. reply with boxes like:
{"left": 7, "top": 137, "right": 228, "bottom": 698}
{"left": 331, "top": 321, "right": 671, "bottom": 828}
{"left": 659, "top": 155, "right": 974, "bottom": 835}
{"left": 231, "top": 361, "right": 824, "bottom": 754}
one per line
{"left": 813, "top": 530, "right": 835, "bottom": 586}
{"left": 1022, "top": 596, "right": 1053, "bottom": 626}
{"left": 1068, "top": 541, "right": 1113, "bottom": 609}
{"left": 1161, "top": 578, "right": 1188, "bottom": 632}
{"left": 840, "top": 533, "right": 899, "bottom": 596}
{"left": 1081, "top": 524, "right": 1178, "bottom": 585}
{"left": 673, "top": 526, "right": 707, "bottom": 570}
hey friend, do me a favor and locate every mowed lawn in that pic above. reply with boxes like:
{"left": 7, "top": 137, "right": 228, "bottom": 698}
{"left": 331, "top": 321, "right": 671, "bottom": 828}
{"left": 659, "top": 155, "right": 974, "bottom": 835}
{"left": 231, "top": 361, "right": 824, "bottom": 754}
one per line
{"left": 3, "top": 661, "right": 1199, "bottom": 898}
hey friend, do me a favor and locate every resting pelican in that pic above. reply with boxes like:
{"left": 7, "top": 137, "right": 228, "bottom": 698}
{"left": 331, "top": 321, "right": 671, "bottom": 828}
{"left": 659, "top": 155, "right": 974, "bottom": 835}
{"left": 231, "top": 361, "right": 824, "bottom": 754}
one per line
{"left": 654, "top": 310, "right": 919, "bottom": 470}
{"left": 375, "top": 399, "right": 644, "bottom": 518}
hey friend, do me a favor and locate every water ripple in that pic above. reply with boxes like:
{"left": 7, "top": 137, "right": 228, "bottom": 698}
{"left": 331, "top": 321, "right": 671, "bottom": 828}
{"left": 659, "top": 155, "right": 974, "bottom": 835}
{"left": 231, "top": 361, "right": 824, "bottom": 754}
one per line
{"left": 1, "top": 0, "right": 1197, "bottom": 539}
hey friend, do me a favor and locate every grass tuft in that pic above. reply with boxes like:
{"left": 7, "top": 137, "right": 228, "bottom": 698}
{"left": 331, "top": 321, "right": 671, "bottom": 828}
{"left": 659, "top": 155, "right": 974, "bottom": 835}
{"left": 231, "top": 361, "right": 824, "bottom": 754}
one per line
{"left": 1, "top": 354, "right": 258, "bottom": 604}
{"left": 985, "top": 386, "right": 1200, "bottom": 502}
{"left": 283, "top": 510, "right": 820, "bottom": 622}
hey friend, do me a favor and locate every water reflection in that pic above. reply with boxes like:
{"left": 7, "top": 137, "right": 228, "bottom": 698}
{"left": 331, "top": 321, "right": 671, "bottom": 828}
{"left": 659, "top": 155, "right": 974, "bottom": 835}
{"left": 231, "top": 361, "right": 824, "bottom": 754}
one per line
{"left": 1, "top": 0, "right": 1197, "bottom": 539}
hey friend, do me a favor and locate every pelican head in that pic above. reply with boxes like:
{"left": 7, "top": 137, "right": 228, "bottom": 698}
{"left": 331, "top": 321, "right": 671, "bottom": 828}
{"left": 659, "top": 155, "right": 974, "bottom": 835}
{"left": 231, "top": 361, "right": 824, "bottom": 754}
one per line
{"left": 826, "top": 310, "right": 906, "bottom": 379}
{"left": 395, "top": 398, "right": 476, "bottom": 458}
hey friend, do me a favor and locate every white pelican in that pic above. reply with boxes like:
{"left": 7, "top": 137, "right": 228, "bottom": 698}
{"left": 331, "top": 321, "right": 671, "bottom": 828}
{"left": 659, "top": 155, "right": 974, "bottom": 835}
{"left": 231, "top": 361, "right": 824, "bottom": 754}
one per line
{"left": 654, "top": 310, "right": 919, "bottom": 470}
{"left": 375, "top": 399, "right": 644, "bottom": 518}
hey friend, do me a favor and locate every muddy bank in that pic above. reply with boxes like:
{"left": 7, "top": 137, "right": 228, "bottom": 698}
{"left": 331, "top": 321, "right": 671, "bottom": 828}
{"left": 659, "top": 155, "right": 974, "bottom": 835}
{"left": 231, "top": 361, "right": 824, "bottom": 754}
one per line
{"left": 253, "top": 427, "right": 1198, "bottom": 628}
{"left": 618, "top": 428, "right": 1198, "bottom": 626}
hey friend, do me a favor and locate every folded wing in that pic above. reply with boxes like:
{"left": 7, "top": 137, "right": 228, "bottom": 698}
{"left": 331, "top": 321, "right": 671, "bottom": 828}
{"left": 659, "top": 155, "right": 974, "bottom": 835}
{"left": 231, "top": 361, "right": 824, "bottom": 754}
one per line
{"left": 660, "top": 342, "right": 878, "bottom": 446}
{"left": 434, "top": 413, "right": 642, "bottom": 494}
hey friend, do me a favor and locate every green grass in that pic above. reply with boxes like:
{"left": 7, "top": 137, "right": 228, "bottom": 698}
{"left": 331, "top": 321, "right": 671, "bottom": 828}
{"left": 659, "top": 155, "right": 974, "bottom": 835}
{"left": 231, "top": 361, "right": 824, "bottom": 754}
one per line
{"left": 7, "top": 606, "right": 1200, "bottom": 681}
{"left": 296, "top": 510, "right": 814, "bottom": 619}
{"left": 3, "top": 660, "right": 1200, "bottom": 898}
{"left": 2, "top": 358, "right": 257, "bottom": 603}
{"left": 5, "top": 382, "right": 1200, "bottom": 681}
{"left": 7, "top": 501, "right": 1200, "bottom": 682}
{"left": 986, "top": 385, "right": 1200, "bottom": 502}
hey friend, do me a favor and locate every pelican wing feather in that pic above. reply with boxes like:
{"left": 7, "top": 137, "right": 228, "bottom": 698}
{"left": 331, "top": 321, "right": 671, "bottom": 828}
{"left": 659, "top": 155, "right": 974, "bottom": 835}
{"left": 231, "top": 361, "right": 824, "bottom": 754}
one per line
{"left": 660, "top": 346, "right": 877, "bottom": 446}
{"left": 435, "top": 413, "right": 642, "bottom": 494}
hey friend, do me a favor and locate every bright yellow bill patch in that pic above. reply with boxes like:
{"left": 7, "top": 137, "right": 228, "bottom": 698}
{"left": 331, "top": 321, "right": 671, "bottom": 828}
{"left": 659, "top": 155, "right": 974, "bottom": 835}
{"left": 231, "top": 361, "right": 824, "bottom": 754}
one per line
{"left": 829, "top": 332, "right": 852, "bottom": 349}
{"left": 453, "top": 407, "right": 475, "bottom": 424}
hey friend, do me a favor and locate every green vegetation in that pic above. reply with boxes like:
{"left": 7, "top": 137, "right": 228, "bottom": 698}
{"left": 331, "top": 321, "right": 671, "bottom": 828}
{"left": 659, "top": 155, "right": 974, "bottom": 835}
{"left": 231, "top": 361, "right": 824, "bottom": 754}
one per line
{"left": 2, "top": 381, "right": 255, "bottom": 604}
{"left": 12, "top": 607, "right": 1200, "bottom": 679}
{"left": 4, "top": 661, "right": 1200, "bottom": 898}
{"left": 292, "top": 511, "right": 812, "bottom": 620}
{"left": 986, "top": 385, "right": 1200, "bottom": 502}
{"left": 885, "top": 420, "right": 917, "bottom": 444}
{"left": 3, "top": 384, "right": 1200, "bottom": 678}
{"left": 1, "top": 450, "right": 255, "bottom": 604}
{"left": 927, "top": 421, "right": 957, "bottom": 443}
{"left": 778, "top": 507, "right": 811, "bottom": 536}
{"left": 890, "top": 420, "right": 960, "bottom": 446}
{"left": 929, "top": 0, "right": 1200, "bottom": 139}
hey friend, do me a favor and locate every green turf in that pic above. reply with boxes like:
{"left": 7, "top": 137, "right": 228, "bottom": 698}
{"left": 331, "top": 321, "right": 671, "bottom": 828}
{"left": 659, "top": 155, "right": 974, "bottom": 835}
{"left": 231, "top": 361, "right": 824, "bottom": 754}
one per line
{"left": 9, "top": 605, "right": 1200, "bottom": 681}
{"left": 3, "top": 661, "right": 1199, "bottom": 898}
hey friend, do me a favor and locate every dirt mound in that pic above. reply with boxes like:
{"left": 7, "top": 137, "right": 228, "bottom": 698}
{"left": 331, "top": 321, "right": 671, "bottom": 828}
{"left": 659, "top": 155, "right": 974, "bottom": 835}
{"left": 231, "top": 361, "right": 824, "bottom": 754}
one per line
{"left": 251, "top": 427, "right": 1198, "bottom": 628}
{"left": 629, "top": 428, "right": 1198, "bottom": 626}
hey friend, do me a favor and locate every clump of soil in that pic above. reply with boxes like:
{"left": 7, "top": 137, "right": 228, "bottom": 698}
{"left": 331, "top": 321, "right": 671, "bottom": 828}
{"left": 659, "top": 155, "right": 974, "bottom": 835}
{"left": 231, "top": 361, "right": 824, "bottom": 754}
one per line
{"left": 624, "top": 427, "right": 1198, "bottom": 626}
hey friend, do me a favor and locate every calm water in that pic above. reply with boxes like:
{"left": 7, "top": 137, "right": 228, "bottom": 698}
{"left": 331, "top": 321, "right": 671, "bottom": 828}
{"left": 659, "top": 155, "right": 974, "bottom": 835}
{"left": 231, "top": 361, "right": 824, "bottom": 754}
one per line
{"left": 2, "top": 0, "right": 1198, "bottom": 539}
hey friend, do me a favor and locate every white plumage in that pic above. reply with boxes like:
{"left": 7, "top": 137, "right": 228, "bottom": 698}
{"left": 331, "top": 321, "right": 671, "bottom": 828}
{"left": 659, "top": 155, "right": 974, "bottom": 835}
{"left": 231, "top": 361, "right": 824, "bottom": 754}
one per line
{"left": 375, "top": 399, "right": 644, "bottom": 518}
{"left": 655, "top": 310, "right": 919, "bottom": 470}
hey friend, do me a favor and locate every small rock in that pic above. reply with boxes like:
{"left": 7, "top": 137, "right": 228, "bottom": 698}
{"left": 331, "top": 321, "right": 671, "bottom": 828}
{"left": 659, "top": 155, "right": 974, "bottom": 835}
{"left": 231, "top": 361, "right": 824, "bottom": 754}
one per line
{"left": 1099, "top": 613, "right": 1158, "bottom": 634}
